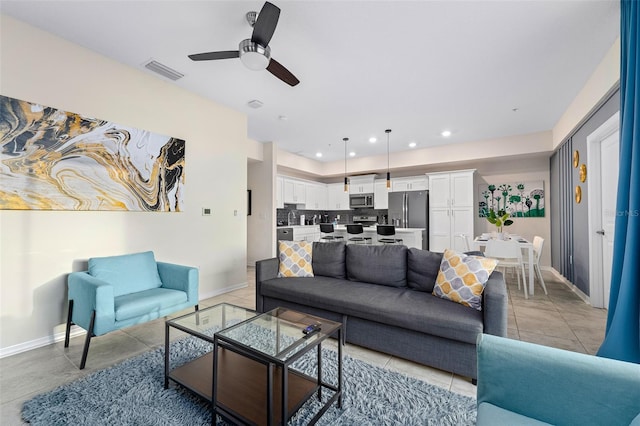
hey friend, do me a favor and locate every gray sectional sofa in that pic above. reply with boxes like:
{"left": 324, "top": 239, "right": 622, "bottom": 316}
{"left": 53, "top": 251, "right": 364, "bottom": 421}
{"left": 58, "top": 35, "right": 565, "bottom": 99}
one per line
{"left": 256, "top": 242, "right": 508, "bottom": 380}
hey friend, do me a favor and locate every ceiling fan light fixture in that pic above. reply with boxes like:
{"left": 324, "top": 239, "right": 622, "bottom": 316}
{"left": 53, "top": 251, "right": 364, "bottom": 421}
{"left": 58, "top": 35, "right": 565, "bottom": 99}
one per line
{"left": 239, "top": 39, "right": 271, "bottom": 70}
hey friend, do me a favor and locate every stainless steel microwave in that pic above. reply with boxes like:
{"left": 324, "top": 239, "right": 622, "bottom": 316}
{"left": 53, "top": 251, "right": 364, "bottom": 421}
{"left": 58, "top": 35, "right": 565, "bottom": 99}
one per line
{"left": 349, "top": 193, "right": 374, "bottom": 209}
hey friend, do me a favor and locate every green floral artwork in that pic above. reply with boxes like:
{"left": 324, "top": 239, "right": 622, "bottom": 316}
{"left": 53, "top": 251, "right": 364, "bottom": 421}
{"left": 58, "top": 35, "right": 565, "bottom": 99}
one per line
{"left": 478, "top": 181, "right": 545, "bottom": 217}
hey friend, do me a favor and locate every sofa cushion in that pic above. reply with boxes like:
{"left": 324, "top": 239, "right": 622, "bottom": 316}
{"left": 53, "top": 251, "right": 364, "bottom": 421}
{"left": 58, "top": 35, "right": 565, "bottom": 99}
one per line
{"left": 346, "top": 244, "right": 408, "bottom": 287}
{"left": 433, "top": 249, "right": 498, "bottom": 311}
{"left": 114, "top": 287, "right": 187, "bottom": 321}
{"left": 407, "top": 248, "right": 443, "bottom": 292}
{"left": 477, "top": 402, "right": 552, "bottom": 426}
{"left": 260, "top": 277, "right": 483, "bottom": 343}
{"left": 88, "top": 251, "right": 163, "bottom": 297}
{"left": 277, "top": 241, "right": 314, "bottom": 277}
{"left": 312, "top": 241, "right": 346, "bottom": 279}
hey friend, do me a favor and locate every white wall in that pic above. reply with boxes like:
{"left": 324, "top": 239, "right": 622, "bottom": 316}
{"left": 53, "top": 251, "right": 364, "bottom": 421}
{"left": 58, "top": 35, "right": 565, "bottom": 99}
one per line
{"left": 247, "top": 143, "right": 277, "bottom": 266}
{"left": 0, "top": 15, "right": 249, "bottom": 354}
{"left": 552, "top": 38, "right": 620, "bottom": 148}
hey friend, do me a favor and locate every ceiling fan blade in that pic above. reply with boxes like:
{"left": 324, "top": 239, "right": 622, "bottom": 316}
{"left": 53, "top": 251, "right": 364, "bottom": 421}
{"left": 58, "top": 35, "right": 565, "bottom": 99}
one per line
{"left": 251, "top": 2, "right": 280, "bottom": 47}
{"left": 267, "top": 58, "right": 300, "bottom": 87}
{"left": 188, "top": 51, "right": 239, "bottom": 61}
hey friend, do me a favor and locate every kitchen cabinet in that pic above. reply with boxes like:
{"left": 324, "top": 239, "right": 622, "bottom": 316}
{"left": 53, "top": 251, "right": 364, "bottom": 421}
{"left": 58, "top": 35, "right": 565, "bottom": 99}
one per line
{"left": 427, "top": 170, "right": 475, "bottom": 252}
{"left": 293, "top": 226, "right": 320, "bottom": 242}
{"left": 348, "top": 175, "right": 375, "bottom": 194}
{"left": 283, "top": 178, "right": 306, "bottom": 204}
{"left": 305, "top": 182, "right": 327, "bottom": 210}
{"left": 374, "top": 179, "right": 389, "bottom": 209}
{"left": 391, "top": 175, "right": 428, "bottom": 192}
{"left": 275, "top": 176, "right": 284, "bottom": 209}
{"left": 327, "top": 183, "right": 350, "bottom": 210}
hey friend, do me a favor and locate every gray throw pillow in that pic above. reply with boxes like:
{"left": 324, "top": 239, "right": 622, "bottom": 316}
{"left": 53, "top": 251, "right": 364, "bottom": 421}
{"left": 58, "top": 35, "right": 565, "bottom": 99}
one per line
{"left": 407, "top": 248, "right": 443, "bottom": 292}
{"left": 312, "top": 241, "right": 347, "bottom": 279}
{"left": 346, "top": 244, "right": 408, "bottom": 287}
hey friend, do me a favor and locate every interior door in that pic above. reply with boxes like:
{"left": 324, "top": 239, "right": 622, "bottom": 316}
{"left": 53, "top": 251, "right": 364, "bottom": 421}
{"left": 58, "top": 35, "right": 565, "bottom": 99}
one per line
{"left": 599, "top": 130, "right": 619, "bottom": 308}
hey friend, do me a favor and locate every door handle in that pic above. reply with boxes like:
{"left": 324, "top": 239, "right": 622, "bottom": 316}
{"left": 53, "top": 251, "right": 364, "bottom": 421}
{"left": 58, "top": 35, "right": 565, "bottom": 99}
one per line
{"left": 596, "top": 230, "right": 605, "bottom": 235}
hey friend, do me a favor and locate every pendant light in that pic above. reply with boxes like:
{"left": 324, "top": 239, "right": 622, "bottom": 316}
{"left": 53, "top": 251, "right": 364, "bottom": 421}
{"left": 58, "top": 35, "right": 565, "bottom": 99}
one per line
{"left": 343, "top": 137, "right": 349, "bottom": 192}
{"left": 385, "top": 129, "right": 392, "bottom": 189}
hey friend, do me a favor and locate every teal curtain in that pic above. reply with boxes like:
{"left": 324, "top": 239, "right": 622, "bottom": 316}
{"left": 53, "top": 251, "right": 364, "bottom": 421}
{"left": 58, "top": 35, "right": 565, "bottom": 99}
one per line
{"left": 597, "top": 0, "right": 640, "bottom": 364}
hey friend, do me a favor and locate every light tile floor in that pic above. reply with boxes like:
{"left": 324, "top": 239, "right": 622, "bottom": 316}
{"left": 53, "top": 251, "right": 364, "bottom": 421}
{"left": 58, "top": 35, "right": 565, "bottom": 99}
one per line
{"left": 0, "top": 267, "right": 607, "bottom": 424}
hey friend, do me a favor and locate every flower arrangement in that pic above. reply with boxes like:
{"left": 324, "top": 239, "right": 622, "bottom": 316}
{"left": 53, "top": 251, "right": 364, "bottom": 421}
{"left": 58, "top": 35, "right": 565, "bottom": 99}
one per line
{"left": 486, "top": 209, "right": 514, "bottom": 233}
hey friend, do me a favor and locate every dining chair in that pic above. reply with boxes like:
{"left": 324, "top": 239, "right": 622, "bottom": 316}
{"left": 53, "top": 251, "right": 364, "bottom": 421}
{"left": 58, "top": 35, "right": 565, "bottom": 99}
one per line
{"left": 319, "top": 223, "right": 344, "bottom": 242}
{"left": 455, "top": 233, "right": 472, "bottom": 251}
{"left": 377, "top": 225, "right": 403, "bottom": 244}
{"left": 532, "top": 236, "right": 548, "bottom": 295}
{"left": 346, "top": 224, "right": 372, "bottom": 244}
{"left": 485, "top": 239, "right": 528, "bottom": 298}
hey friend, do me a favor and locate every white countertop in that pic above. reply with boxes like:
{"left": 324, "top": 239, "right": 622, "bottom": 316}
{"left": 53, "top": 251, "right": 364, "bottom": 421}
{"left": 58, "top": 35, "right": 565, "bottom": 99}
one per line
{"left": 276, "top": 224, "right": 424, "bottom": 232}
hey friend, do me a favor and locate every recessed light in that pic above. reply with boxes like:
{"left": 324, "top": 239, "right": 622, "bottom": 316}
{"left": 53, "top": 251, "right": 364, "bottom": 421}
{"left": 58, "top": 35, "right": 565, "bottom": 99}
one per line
{"left": 278, "top": 115, "right": 288, "bottom": 121}
{"left": 512, "top": 107, "right": 519, "bottom": 112}
{"left": 408, "top": 142, "right": 417, "bottom": 148}
{"left": 369, "top": 137, "right": 377, "bottom": 143}
{"left": 315, "top": 152, "right": 322, "bottom": 158}
{"left": 349, "top": 151, "right": 356, "bottom": 157}
{"left": 441, "top": 130, "right": 452, "bottom": 137}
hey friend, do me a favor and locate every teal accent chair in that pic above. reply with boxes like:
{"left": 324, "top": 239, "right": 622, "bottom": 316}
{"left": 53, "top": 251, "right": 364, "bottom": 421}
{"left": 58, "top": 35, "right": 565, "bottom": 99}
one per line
{"left": 64, "top": 251, "right": 199, "bottom": 369}
{"left": 476, "top": 334, "right": 640, "bottom": 426}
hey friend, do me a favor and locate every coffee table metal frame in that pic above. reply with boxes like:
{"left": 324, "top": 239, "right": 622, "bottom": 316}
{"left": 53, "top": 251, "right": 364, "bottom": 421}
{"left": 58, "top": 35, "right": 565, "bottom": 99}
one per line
{"left": 213, "top": 307, "right": 343, "bottom": 426}
{"left": 164, "top": 303, "right": 342, "bottom": 425}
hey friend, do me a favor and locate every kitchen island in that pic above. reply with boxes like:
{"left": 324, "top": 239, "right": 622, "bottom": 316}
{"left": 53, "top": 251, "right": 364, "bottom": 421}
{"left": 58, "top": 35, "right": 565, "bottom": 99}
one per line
{"left": 276, "top": 225, "right": 425, "bottom": 249}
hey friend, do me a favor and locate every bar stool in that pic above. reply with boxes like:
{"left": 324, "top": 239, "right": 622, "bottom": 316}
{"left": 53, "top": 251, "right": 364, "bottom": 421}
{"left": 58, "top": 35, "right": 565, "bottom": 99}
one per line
{"left": 377, "top": 225, "right": 403, "bottom": 245}
{"left": 346, "top": 224, "right": 372, "bottom": 244}
{"left": 319, "top": 224, "right": 344, "bottom": 242}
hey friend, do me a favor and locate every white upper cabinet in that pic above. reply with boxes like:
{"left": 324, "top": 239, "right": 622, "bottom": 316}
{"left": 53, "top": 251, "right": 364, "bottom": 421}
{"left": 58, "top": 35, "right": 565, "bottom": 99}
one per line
{"left": 276, "top": 176, "right": 284, "bottom": 209}
{"left": 305, "top": 182, "right": 327, "bottom": 210}
{"left": 283, "top": 178, "right": 306, "bottom": 204}
{"left": 391, "top": 175, "right": 428, "bottom": 192}
{"left": 327, "top": 183, "right": 350, "bottom": 210}
{"left": 427, "top": 170, "right": 475, "bottom": 252}
{"left": 374, "top": 180, "right": 389, "bottom": 209}
{"left": 348, "top": 175, "right": 375, "bottom": 194}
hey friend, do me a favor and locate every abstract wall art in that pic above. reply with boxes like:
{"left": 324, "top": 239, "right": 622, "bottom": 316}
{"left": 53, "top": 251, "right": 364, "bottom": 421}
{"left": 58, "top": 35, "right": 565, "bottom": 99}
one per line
{"left": 0, "top": 95, "right": 185, "bottom": 211}
{"left": 478, "top": 181, "right": 545, "bottom": 218}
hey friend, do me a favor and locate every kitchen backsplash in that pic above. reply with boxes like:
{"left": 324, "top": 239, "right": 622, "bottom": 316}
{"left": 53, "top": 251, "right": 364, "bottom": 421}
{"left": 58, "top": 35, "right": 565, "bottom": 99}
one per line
{"left": 277, "top": 207, "right": 389, "bottom": 226}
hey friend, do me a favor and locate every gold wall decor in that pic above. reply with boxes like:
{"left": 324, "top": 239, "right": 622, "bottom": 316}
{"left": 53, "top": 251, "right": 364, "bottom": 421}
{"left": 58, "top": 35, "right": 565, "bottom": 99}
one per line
{"left": 579, "top": 164, "right": 587, "bottom": 182}
{"left": 0, "top": 95, "right": 186, "bottom": 211}
{"left": 573, "top": 150, "right": 579, "bottom": 168}
{"left": 575, "top": 185, "right": 582, "bottom": 203}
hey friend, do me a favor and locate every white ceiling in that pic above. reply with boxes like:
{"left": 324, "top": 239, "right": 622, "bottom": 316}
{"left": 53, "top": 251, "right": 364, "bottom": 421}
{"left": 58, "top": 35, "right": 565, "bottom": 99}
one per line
{"left": 1, "top": 0, "right": 620, "bottom": 163}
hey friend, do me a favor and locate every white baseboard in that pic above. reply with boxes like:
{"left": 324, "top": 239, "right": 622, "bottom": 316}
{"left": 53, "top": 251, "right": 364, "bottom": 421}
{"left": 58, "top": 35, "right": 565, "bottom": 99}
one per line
{"left": 0, "top": 325, "right": 85, "bottom": 359}
{"left": 547, "top": 267, "right": 592, "bottom": 305}
{"left": 0, "top": 282, "right": 249, "bottom": 360}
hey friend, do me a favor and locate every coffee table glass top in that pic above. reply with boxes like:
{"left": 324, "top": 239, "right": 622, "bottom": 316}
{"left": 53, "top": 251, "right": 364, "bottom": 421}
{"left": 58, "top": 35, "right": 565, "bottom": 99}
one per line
{"left": 168, "top": 303, "right": 257, "bottom": 341}
{"left": 216, "top": 307, "right": 341, "bottom": 361}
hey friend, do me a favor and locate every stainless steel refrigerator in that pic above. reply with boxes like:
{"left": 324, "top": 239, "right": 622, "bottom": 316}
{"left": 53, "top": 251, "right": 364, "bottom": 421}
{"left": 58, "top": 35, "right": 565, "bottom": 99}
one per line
{"left": 388, "top": 190, "right": 429, "bottom": 249}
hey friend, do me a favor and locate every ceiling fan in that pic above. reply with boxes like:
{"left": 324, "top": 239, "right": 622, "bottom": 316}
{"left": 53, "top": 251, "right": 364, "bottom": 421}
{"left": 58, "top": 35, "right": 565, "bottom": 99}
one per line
{"left": 188, "top": 1, "right": 300, "bottom": 87}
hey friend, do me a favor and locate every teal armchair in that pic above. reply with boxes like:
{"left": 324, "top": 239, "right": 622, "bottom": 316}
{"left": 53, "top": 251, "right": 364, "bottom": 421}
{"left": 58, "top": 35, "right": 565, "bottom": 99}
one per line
{"left": 64, "top": 251, "right": 199, "bottom": 369}
{"left": 476, "top": 334, "right": 640, "bottom": 426}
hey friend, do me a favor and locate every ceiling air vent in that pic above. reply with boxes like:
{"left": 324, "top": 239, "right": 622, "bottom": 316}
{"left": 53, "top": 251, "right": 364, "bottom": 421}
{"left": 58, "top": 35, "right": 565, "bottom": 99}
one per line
{"left": 143, "top": 60, "right": 184, "bottom": 81}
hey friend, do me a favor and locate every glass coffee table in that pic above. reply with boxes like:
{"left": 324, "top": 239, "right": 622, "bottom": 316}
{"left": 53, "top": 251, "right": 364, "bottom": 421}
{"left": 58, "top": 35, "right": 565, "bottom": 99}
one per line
{"left": 164, "top": 303, "right": 342, "bottom": 425}
{"left": 164, "top": 303, "right": 258, "bottom": 399}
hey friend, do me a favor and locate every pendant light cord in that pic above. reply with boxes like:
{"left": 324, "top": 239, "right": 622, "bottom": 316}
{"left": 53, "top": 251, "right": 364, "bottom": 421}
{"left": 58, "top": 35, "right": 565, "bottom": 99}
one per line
{"left": 386, "top": 129, "right": 392, "bottom": 188}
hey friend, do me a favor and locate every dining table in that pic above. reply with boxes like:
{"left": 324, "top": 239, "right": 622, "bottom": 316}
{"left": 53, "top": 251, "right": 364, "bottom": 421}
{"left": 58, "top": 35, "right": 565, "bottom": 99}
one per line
{"left": 473, "top": 236, "right": 536, "bottom": 296}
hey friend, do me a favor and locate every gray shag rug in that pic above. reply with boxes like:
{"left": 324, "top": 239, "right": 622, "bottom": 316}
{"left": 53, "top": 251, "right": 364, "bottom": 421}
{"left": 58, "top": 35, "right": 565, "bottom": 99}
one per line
{"left": 22, "top": 333, "right": 477, "bottom": 425}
